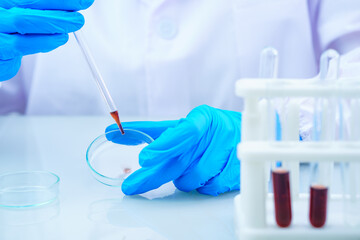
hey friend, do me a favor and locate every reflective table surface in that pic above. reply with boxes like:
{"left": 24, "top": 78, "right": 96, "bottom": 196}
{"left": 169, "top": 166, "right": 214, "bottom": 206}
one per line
{"left": 0, "top": 116, "right": 237, "bottom": 240}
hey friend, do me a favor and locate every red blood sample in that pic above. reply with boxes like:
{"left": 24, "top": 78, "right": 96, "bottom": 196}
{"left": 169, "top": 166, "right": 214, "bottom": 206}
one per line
{"left": 309, "top": 184, "right": 328, "bottom": 228}
{"left": 272, "top": 168, "right": 292, "bottom": 227}
{"left": 124, "top": 168, "right": 131, "bottom": 174}
{"left": 110, "top": 110, "right": 125, "bottom": 135}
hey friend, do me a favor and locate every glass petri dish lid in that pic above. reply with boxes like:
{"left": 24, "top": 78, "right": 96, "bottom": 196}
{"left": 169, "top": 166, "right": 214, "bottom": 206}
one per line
{"left": 0, "top": 171, "right": 60, "bottom": 208}
{"left": 86, "top": 129, "right": 154, "bottom": 187}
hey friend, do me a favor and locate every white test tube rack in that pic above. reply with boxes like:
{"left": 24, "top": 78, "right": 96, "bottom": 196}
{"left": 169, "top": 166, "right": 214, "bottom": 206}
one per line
{"left": 234, "top": 50, "right": 360, "bottom": 240}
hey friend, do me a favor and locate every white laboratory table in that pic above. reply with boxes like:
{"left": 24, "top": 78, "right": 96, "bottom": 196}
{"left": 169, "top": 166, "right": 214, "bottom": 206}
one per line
{"left": 0, "top": 116, "right": 238, "bottom": 240}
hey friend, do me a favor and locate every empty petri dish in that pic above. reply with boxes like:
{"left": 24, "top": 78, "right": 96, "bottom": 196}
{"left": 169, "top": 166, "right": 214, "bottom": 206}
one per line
{"left": 0, "top": 171, "right": 60, "bottom": 208}
{"left": 86, "top": 129, "right": 154, "bottom": 187}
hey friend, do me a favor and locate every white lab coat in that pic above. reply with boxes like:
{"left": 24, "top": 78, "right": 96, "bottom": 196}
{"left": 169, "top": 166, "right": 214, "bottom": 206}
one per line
{"left": 1, "top": 0, "right": 360, "bottom": 119}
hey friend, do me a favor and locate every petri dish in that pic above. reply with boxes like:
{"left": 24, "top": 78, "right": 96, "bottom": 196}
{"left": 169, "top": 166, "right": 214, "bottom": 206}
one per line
{"left": 86, "top": 129, "right": 154, "bottom": 187}
{"left": 0, "top": 171, "right": 60, "bottom": 208}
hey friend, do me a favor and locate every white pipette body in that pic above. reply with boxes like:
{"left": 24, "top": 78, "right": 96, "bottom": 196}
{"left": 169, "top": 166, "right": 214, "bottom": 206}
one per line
{"left": 73, "top": 30, "right": 117, "bottom": 113}
{"left": 74, "top": 30, "right": 124, "bottom": 134}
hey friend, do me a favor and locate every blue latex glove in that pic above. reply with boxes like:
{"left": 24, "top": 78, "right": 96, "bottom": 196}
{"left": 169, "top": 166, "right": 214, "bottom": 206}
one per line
{"left": 106, "top": 105, "right": 242, "bottom": 196}
{"left": 0, "top": 0, "right": 94, "bottom": 81}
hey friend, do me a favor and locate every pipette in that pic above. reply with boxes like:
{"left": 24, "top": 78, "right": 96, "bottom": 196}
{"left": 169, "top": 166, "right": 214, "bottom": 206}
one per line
{"left": 73, "top": 30, "right": 125, "bottom": 134}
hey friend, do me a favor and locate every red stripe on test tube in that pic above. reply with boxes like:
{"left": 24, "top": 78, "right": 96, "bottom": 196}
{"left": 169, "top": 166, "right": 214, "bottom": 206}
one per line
{"left": 272, "top": 168, "right": 292, "bottom": 227}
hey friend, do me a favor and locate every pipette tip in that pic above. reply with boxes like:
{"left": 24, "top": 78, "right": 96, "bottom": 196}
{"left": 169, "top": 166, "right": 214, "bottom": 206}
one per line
{"left": 110, "top": 111, "right": 125, "bottom": 135}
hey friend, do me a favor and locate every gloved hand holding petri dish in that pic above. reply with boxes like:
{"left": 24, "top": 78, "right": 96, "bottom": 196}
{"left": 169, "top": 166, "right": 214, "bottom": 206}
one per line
{"left": 105, "top": 105, "right": 242, "bottom": 196}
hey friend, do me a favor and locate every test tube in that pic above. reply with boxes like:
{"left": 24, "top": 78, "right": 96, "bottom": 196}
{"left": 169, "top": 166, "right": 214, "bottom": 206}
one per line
{"left": 345, "top": 98, "right": 360, "bottom": 226}
{"left": 315, "top": 50, "right": 339, "bottom": 187}
{"left": 272, "top": 168, "right": 292, "bottom": 227}
{"left": 73, "top": 30, "right": 125, "bottom": 134}
{"left": 309, "top": 184, "right": 328, "bottom": 228}
{"left": 282, "top": 101, "right": 300, "bottom": 200}
{"left": 259, "top": 47, "right": 278, "bottom": 142}
{"left": 259, "top": 47, "right": 278, "bottom": 80}
{"left": 259, "top": 47, "right": 279, "bottom": 182}
{"left": 349, "top": 99, "right": 360, "bottom": 199}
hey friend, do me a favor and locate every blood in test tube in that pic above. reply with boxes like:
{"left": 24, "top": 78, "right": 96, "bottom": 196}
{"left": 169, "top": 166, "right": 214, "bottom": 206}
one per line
{"left": 272, "top": 168, "right": 292, "bottom": 227}
{"left": 110, "top": 110, "right": 125, "bottom": 135}
{"left": 309, "top": 184, "right": 328, "bottom": 228}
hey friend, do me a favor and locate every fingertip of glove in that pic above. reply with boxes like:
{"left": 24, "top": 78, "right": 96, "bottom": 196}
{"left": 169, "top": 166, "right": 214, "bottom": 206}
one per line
{"left": 70, "top": 12, "right": 85, "bottom": 32}
{"left": 51, "top": 33, "right": 69, "bottom": 48}
{"left": 121, "top": 179, "right": 142, "bottom": 195}
{"left": 0, "top": 69, "right": 18, "bottom": 81}
{"left": 79, "top": 0, "right": 95, "bottom": 10}
{"left": 0, "top": 58, "right": 22, "bottom": 81}
{"left": 121, "top": 182, "right": 133, "bottom": 195}
{"left": 60, "top": 33, "right": 70, "bottom": 44}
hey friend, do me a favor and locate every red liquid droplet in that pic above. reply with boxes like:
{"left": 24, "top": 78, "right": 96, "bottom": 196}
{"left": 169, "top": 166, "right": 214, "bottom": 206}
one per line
{"left": 272, "top": 168, "right": 292, "bottom": 227}
{"left": 110, "top": 111, "right": 125, "bottom": 135}
{"left": 124, "top": 168, "right": 131, "bottom": 174}
{"left": 309, "top": 184, "right": 328, "bottom": 228}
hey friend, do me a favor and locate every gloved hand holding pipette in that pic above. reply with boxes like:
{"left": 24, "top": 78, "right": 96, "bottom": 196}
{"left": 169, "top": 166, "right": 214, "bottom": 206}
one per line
{"left": 106, "top": 105, "right": 242, "bottom": 196}
{"left": 0, "top": 0, "right": 94, "bottom": 81}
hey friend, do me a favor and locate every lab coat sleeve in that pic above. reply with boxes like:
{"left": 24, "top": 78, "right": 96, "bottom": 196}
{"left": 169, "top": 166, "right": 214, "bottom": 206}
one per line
{"left": 317, "top": 0, "right": 360, "bottom": 53}
{"left": 0, "top": 55, "right": 36, "bottom": 115}
{"left": 0, "top": 72, "right": 26, "bottom": 114}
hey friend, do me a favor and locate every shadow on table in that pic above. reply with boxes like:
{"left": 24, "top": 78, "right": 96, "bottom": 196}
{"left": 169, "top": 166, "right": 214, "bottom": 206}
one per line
{"left": 88, "top": 188, "right": 238, "bottom": 240}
